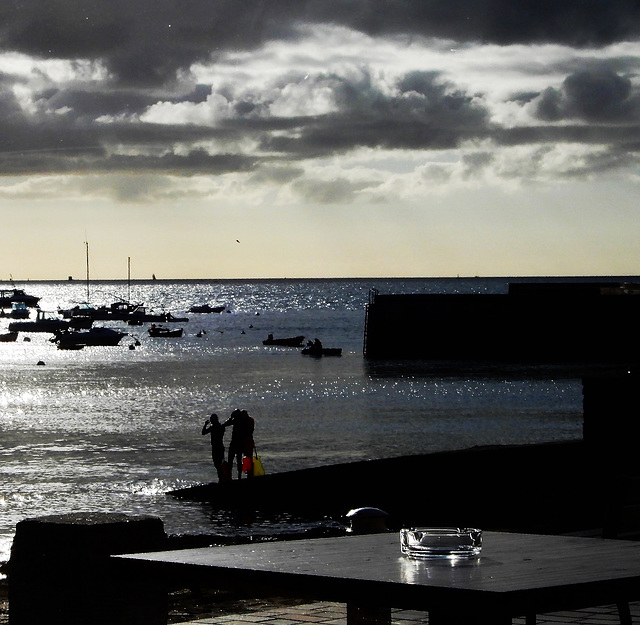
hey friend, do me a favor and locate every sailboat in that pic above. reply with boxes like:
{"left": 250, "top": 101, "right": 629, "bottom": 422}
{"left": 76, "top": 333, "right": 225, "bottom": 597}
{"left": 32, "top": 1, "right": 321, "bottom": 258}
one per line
{"left": 52, "top": 245, "right": 130, "bottom": 347}
{"left": 59, "top": 251, "right": 143, "bottom": 321}
{"left": 58, "top": 242, "right": 94, "bottom": 319}
{"left": 51, "top": 241, "right": 127, "bottom": 349}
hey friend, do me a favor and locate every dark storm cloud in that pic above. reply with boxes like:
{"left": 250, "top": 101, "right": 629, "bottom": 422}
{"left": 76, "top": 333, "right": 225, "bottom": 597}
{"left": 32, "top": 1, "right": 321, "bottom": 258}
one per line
{"left": 0, "top": 65, "right": 491, "bottom": 175}
{"left": 2, "top": 0, "right": 640, "bottom": 186}
{"left": 31, "top": 84, "right": 213, "bottom": 122}
{"left": 260, "top": 71, "right": 489, "bottom": 156}
{"left": 497, "top": 123, "right": 640, "bottom": 146}
{"left": 0, "top": 0, "right": 280, "bottom": 87}
{"left": 307, "top": 0, "right": 640, "bottom": 47}
{"left": 0, "top": 144, "right": 256, "bottom": 176}
{"left": 2, "top": 0, "right": 639, "bottom": 87}
{"left": 34, "top": 88, "right": 156, "bottom": 120}
{"left": 533, "top": 68, "right": 640, "bottom": 122}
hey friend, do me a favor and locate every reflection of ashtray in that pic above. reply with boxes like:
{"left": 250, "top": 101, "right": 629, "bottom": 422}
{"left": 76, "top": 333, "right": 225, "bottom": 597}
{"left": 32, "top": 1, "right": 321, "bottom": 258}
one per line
{"left": 400, "top": 528, "right": 482, "bottom": 558}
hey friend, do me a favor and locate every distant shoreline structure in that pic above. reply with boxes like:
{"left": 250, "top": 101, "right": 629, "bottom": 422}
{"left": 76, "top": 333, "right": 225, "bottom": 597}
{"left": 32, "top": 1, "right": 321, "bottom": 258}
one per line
{"left": 3, "top": 274, "right": 640, "bottom": 284}
{"left": 364, "top": 280, "right": 640, "bottom": 362}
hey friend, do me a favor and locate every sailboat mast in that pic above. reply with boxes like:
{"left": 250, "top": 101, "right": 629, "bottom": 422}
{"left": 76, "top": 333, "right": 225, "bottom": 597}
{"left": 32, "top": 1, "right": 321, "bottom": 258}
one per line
{"left": 85, "top": 241, "right": 90, "bottom": 302}
{"left": 127, "top": 257, "right": 131, "bottom": 303}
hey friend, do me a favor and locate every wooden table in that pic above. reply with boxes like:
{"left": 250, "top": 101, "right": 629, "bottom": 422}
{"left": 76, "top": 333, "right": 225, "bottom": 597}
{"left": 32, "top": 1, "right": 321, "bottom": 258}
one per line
{"left": 114, "top": 532, "right": 640, "bottom": 625}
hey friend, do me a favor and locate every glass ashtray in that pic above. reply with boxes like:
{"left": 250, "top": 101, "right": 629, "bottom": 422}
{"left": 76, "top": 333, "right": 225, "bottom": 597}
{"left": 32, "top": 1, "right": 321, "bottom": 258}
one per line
{"left": 400, "top": 527, "right": 482, "bottom": 558}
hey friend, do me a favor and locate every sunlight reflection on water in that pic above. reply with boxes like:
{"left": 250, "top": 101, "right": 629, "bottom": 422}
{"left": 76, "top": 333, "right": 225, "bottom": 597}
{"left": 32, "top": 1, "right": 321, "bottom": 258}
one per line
{"left": 0, "top": 277, "right": 600, "bottom": 563}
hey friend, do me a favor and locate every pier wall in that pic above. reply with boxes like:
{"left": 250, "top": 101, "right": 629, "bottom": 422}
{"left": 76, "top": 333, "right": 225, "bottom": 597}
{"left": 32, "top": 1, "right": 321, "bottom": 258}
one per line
{"left": 363, "top": 290, "right": 640, "bottom": 361}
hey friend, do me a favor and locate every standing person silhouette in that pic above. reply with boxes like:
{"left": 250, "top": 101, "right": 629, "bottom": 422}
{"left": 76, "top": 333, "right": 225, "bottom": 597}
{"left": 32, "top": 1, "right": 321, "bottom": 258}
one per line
{"left": 202, "top": 413, "right": 227, "bottom": 481}
{"left": 224, "top": 409, "right": 255, "bottom": 479}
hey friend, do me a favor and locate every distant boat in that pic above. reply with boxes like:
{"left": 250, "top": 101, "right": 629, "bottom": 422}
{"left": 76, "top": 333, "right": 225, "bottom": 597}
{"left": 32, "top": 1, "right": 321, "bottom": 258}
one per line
{"left": 301, "top": 338, "right": 342, "bottom": 357}
{"left": 301, "top": 346, "right": 342, "bottom": 357}
{"left": 8, "top": 302, "right": 30, "bottom": 319}
{"left": 127, "top": 311, "right": 188, "bottom": 325}
{"left": 148, "top": 325, "right": 184, "bottom": 338}
{"left": 189, "top": 304, "right": 225, "bottom": 313}
{"left": 0, "top": 288, "right": 40, "bottom": 308}
{"left": 161, "top": 312, "right": 189, "bottom": 323}
{"left": 51, "top": 327, "right": 128, "bottom": 349}
{"left": 60, "top": 301, "right": 158, "bottom": 322}
{"left": 9, "top": 310, "right": 69, "bottom": 333}
{"left": 263, "top": 334, "right": 305, "bottom": 347}
{"left": 127, "top": 306, "right": 174, "bottom": 324}
{"left": 0, "top": 331, "right": 18, "bottom": 342}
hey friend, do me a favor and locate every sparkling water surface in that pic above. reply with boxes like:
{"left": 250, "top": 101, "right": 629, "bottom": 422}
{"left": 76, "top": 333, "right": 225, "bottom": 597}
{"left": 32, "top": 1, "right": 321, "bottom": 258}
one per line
{"left": 2, "top": 276, "right": 629, "bottom": 564}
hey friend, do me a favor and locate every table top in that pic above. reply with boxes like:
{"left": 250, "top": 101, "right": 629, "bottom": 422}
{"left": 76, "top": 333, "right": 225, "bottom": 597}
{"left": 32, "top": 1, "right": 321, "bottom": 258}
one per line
{"left": 116, "top": 532, "right": 640, "bottom": 615}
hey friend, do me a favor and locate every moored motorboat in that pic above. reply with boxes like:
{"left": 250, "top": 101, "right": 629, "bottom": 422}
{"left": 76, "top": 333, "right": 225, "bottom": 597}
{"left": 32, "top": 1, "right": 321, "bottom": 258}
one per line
{"left": 161, "top": 312, "right": 189, "bottom": 323}
{"left": 0, "top": 288, "right": 40, "bottom": 308}
{"left": 7, "top": 302, "right": 30, "bottom": 319}
{"left": 148, "top": 325, "right": 184, "bottom": 337}
{"left": 9, "top": 310, "right": 69, "bottom": 333}
{"left": 189, "top": 304, "right": 225, "bottom": 313}
{"left": 68, "top": 315, "right": 93, "bottom": 330}
{"left": 302, "top": 346, "right": 342, "bottom": 357}
{"left": 59, "top": 301, "right": 141, "bottom": 321}
{"left": 56, "top": 304, "right": 94, "bottom": 328}
{"left": 301, "top": 338, "right": 342, "bottom": 357}
{"left": 51, "top": 327, "right": 128, "bottom": 349}
{"left": 263, "top": 334, "right": 305, "bottom": 347}
{"left": 127, "top": 306, "right": 171, "bottom": 324}
{"left": 0, "top": 331, "right": 18, "bottom": 342}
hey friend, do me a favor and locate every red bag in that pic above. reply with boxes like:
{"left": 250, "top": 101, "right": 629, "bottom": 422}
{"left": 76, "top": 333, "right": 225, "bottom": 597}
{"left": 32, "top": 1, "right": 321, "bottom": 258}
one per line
{"left": 242, "top": 456, "right": 253, "bottom": 473}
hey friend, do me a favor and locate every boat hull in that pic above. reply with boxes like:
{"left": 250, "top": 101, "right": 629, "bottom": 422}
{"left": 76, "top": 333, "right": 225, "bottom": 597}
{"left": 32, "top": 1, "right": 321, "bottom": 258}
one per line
{"left": 301, "top": 347, "right": 342, "bottom": 356}
{"left": 263, "top": 335, "right": 305, "bottom": 347}
{"left": 53, "top": 328, "right": 127, "bottom": 348}
{"left": 0, "top": 289, "right": 40, "bottom": 308}
{"left": 189, "top": 304, "right": 225, "bottom": 313}
{"left": 9, "top": 319, "right": 69, "bottom": 333}
{"left": 148, "top": 327, "right": 184, "bottom": 337}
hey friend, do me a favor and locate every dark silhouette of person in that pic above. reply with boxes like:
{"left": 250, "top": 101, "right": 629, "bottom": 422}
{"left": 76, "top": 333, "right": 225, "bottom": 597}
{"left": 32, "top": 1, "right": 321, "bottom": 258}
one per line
{"left": 224, "top": 409, "right": 255, "bottom": 479}
{"left": 202, "top": 413, "right": 227, "bottom": 480}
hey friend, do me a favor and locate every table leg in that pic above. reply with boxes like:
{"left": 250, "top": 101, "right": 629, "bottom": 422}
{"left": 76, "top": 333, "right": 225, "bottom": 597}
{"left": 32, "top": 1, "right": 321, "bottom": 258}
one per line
{"left": 346, "top": 603, "right": 391, "bottom": 625}
{"left": 617, "top": 602, "right": 632, "bottom": 625}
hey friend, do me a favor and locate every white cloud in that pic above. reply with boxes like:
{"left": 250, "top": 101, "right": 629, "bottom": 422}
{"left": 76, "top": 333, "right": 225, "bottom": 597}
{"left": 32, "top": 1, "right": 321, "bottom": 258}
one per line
{"left": 141, "top": 91, "right": 233, "bottom": 125}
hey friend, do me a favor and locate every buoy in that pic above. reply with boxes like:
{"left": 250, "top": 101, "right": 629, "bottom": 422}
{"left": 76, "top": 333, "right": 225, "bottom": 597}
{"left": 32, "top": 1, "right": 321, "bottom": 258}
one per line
{"left": 345, "top": 507, "right": 390, "bottom": 534}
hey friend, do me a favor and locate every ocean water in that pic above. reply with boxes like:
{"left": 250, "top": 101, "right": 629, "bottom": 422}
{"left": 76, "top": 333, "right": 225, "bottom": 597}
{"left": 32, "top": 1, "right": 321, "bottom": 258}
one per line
{"left": 1, "top": 276, "right": 631, "bottom": 565}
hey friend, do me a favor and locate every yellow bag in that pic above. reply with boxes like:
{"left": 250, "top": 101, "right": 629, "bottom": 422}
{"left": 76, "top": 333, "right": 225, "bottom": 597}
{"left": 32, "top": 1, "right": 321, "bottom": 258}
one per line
{"left": 252, "top": 455, "right": 265, "bottom": 476}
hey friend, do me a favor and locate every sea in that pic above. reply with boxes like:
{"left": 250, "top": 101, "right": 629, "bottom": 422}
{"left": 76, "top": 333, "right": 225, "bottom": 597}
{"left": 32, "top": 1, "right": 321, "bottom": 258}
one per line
{"left": 1, "top": 275, "right": 635, "bottom": 568}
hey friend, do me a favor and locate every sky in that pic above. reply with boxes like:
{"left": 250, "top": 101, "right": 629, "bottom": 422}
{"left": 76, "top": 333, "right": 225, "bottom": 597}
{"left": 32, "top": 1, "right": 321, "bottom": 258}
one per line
{"left": 1, "top": 0, "right": 640, "bottom": 280}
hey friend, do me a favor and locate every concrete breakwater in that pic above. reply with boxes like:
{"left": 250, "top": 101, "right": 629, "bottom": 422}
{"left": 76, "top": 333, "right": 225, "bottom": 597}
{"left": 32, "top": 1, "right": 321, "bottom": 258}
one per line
{"left": 363, "top": 282, "right": 640, "bottom": 362}
{"left": 170, "top": 439, "right": 609, "bottom": 536}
